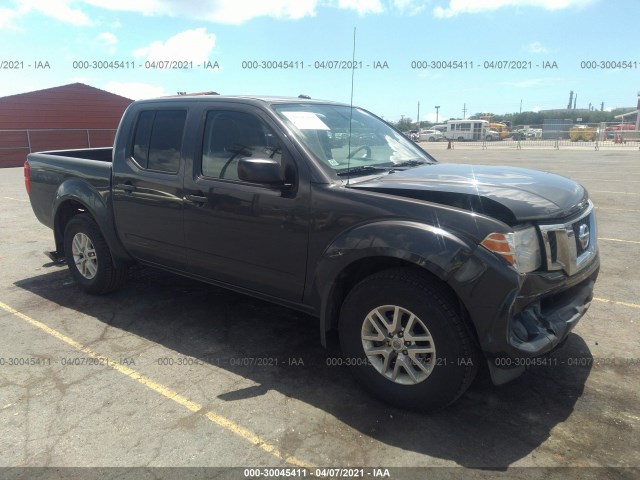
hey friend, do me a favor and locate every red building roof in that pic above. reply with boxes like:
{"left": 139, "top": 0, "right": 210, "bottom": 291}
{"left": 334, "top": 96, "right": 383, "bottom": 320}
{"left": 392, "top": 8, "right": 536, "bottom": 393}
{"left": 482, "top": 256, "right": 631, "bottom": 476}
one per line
{"left": 0, "top": 83, "right": 134, "bottom": 167}
{"left": 0, "top": 82, "right": 133, "bottom": 130}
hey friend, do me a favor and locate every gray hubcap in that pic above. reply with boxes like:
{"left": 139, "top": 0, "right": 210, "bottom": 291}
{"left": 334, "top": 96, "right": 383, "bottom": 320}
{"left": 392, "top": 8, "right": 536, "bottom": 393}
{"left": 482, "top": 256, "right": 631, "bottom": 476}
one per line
{"left": 71, "top": 232, "right": 98, "bottom": 280}
{"left": 361, "top": 305, "right": 436, "bottom": 385}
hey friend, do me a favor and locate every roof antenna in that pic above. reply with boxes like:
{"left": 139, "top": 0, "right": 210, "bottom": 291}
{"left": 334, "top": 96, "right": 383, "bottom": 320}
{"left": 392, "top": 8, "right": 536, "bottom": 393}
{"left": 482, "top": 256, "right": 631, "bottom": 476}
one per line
{"left": 346, "top": 27, "right": 356, "bottom": 186}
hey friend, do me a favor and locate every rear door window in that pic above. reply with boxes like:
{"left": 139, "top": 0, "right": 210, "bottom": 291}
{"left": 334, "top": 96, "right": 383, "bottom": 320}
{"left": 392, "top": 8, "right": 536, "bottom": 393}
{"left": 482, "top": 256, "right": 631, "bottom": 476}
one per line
{"left": 132, "top": 110, "right": 186, "bottom": 173}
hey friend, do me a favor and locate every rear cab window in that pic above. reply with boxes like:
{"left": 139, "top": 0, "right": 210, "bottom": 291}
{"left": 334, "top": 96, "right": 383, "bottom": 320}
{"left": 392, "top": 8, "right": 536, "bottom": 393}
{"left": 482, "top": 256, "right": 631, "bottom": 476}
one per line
{"left": 131, "top": 109, "right": 187, "bottom": 173}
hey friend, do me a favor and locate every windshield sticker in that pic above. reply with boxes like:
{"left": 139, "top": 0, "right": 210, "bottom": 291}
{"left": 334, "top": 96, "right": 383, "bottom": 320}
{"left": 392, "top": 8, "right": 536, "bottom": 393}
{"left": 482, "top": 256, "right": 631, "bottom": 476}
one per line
{"left": 328, "top": 158, "right": 340, "bottom": 166}
{"left": 282, "top": 111, "right": 330, "bottom": 130}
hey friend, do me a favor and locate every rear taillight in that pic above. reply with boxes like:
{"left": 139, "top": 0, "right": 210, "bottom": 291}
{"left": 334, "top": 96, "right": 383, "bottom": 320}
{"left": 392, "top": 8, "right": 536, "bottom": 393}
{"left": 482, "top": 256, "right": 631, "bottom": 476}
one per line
{"left": 24, "top": 161, "right": 31, "bottom": 195}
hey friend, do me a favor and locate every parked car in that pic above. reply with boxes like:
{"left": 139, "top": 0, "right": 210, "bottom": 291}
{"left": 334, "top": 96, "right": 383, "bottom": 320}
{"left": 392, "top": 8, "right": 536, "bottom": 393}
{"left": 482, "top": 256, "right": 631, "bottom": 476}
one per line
{"left": 25, "top": 95, "right": 599, "bottom": 411}
{"left": 405, "top": 129, "right": 420, "bottom": 142}
{"left": 485, "top": 129, "right": 501, "bottom": 141}
{"left": 419, "top": 129, "right": 445, "bottom": 142}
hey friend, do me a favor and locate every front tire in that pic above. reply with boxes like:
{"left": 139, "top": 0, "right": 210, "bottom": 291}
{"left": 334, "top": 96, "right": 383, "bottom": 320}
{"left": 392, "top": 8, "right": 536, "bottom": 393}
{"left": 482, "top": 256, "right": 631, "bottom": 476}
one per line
{"left": 63, "top": 214, "right": 127, "bottom": 294}
{"left": 339, "top": 268, "right": 479, "bottom": 411}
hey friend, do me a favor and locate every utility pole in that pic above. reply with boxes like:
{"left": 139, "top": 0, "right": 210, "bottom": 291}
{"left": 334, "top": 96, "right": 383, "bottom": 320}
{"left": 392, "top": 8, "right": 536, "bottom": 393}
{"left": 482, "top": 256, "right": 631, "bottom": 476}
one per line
{"left": 462, "top": 103, "right": 467, "bottom": 119}
{"left": 435, "top": 106, "right": 440, "bottom": 124}
{"left": 520, "top": 99, "right": 523, "bottom": 113}
{"left": 417, "top": 102, "right": 420, "bottom": 130}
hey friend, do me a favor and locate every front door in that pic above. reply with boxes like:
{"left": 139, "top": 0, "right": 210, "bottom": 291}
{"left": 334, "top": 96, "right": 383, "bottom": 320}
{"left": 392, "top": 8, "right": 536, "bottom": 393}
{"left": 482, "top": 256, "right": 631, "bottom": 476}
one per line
{"left": 183, "top": 107, "right": 310, "bottom": 302}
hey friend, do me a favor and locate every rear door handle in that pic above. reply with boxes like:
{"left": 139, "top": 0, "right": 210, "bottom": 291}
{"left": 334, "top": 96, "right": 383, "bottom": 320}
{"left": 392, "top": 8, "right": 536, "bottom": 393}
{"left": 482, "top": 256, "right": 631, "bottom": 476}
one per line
{"left": 115, "top": 184, "right": 136, "bottom": 193}
{"left": 186, "top": 194, "right": 208, "bottom": 205}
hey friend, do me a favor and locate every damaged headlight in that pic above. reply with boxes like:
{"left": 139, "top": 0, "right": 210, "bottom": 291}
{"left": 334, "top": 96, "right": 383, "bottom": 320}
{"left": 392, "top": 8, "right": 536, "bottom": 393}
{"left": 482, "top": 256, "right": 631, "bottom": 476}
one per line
{"left": 481, "top": 225, "right": 541, "bottom": 274}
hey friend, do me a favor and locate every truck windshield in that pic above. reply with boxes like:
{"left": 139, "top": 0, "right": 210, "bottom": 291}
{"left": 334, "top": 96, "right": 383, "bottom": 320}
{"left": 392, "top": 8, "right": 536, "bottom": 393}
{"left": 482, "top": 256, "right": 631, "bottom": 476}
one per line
{"left": 272, "top": 103, "right": 435, "bottom": 174}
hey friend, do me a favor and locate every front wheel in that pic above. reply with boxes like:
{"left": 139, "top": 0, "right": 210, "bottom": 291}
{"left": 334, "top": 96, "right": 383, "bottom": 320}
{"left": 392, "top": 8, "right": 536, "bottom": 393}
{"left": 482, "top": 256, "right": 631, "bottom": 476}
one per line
{"left": 339, "top": 268, "right": 479, "bottom": 411}
{"left": 64, "top": 214, "right": 127, "bottom": 294}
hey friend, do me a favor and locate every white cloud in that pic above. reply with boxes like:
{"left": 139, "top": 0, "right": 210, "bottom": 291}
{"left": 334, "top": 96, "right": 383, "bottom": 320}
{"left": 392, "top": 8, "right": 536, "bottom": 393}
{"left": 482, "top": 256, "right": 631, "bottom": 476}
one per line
{"left": 83, "top": 0, "right": 318, "bottom": 24}
{"left": 434, "top": 0, "right": 595, "bottom": 18}
{"left": 97, "top": 32, "right": 117, "bottom": 54}
{"left": 133, "top": 28, "right": 216, "bottom": 63}
{"left": 21, "top": 0, "right": 92, "bottom": 25}
{"left": 392, "top": 0, "right": 427, "bottom": 15}
{"left": 103, "top": 81, "right": 169, "bottom": 100}
{"left": 527, "top": 41, "right": 548, "bottom": 53}
{"left": 337, "top": 0, "right": 384, "bottom": 15}
{"left": 2, "top": 0, "right": 441, "bottom": 27}
{"left": 0, "top": 7, "right": 21, "bottom": 30}
{"left": 1, "top": 0, "right": 93, "bottom": 28}
{"left": 97, "top": 32, "right": 117, "bottom": 45}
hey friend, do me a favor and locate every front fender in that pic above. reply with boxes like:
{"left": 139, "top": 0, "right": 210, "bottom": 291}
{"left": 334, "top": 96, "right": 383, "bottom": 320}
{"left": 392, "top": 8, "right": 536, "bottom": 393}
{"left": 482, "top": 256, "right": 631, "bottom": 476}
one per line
{"left": 311, "top": 220, "right": 477, "bottom": 343}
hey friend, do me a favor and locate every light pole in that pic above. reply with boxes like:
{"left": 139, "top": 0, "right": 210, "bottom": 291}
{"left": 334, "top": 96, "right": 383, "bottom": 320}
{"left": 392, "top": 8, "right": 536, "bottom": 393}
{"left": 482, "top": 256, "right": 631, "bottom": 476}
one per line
{"left": 435, "top": 106, "right": 440, "bottom": 124}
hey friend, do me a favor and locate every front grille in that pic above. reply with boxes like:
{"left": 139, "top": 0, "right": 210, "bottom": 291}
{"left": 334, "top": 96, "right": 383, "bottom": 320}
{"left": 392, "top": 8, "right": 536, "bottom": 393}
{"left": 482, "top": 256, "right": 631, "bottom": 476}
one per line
{"left": 539, "top": 201, "right": 597, "bottom": 276}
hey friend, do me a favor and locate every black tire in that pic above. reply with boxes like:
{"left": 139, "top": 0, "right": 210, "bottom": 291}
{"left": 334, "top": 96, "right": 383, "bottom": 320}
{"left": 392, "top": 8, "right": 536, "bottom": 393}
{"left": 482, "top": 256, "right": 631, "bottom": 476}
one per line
{"left": 338, "top": 268, "right": 479, "bottom": 411}
{"left": 63, "top": 214, "right": 127, "bottom": 294}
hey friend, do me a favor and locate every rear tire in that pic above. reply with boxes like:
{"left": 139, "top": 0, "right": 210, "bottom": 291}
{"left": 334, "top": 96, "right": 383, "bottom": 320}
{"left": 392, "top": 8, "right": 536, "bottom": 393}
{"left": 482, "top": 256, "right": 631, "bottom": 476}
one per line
{"left": 63, "top": 214, "right": 127, "bottom": 294}
{"left": 338, "top": 268, "right": 479, "bottom": 411}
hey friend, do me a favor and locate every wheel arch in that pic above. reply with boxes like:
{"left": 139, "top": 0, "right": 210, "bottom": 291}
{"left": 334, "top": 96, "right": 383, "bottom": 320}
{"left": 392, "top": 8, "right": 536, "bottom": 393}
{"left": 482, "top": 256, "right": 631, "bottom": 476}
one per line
{"left": 52, "top": 180, "right": 131, "bottom": 265}
{"left": 312, "top": 220, "right": 480, "bottom": 347}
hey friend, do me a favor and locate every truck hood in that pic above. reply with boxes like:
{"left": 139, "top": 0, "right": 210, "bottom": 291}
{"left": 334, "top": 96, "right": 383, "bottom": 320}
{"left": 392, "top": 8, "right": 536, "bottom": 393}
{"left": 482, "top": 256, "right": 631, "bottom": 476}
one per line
{"left": 349, "top": 163, "right": 588, "bottom": 224}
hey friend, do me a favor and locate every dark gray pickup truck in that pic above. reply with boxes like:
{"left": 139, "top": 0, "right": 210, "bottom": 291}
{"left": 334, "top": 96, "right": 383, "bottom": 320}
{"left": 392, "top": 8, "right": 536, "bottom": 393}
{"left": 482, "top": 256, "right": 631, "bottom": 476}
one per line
{"left": 25, "top": 95, "right": 599, "bottom": 410}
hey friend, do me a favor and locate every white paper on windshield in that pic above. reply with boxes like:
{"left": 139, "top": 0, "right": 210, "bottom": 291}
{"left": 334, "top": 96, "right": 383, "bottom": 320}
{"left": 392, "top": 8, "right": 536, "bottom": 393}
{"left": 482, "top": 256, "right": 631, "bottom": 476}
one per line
{"left": 282, "top": 111, "right": 330, "bottom": 130}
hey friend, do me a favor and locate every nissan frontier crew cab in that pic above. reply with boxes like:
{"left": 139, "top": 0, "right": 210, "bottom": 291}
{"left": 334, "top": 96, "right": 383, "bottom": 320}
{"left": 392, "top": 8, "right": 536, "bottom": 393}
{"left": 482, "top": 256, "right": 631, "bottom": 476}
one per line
{"left": 25, "top": 95, "right": 599, "bottom": 411}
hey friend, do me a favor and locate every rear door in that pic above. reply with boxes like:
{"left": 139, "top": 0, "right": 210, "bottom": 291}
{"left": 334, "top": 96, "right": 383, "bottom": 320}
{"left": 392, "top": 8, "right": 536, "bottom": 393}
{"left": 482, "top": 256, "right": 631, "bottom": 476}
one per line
{"left": 182, "top": 105, "right": 310, "bottom": 302}
{"left": 112, "top": 108, "right": 188, "bottom": 271}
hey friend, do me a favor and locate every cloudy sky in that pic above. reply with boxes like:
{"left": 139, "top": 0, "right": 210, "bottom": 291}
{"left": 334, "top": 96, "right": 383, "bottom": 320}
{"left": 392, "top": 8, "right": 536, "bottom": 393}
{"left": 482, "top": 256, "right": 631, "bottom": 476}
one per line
{"left": 1, "top": 0, "right": 638, "bottom": 121}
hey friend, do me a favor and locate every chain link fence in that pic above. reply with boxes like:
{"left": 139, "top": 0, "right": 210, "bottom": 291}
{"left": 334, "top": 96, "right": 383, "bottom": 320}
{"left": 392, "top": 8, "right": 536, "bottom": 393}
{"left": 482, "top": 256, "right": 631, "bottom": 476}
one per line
{"left": 421, "top": 121, "right": 640, "bottom": 150}
{"left": 0, "top": 128, "right": 117, "bottom": 167}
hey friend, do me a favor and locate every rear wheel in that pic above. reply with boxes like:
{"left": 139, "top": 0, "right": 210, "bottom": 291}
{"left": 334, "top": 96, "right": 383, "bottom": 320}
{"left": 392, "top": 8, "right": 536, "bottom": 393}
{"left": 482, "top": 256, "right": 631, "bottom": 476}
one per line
{"left": 64, "top": 214, "right": 127, "bottom": 294}
{"left": 339, "top": 268, "right": 479, "bottom": 411}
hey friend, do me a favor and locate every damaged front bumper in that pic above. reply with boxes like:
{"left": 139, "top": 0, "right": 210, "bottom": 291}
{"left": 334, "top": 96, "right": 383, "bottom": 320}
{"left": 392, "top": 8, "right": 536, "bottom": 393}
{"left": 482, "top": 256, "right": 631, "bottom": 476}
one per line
{"left": 487, "top": 252, "right": 600, "bottom": 385}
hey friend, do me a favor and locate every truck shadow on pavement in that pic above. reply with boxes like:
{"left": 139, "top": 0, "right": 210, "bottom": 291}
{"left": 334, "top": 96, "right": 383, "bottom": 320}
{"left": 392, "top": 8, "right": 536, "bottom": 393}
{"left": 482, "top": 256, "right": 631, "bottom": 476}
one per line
{"left": 15, "top": 265, "right": 594, "bottom": 470}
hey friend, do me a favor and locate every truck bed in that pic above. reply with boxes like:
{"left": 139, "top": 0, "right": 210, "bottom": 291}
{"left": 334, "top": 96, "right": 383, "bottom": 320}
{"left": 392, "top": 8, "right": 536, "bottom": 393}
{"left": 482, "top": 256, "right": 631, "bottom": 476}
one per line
{"left": 26, "top": 147, "right": 114, "bottom": 230}
{"left": 32, "top": 147, "right": 113, "bottom": 162}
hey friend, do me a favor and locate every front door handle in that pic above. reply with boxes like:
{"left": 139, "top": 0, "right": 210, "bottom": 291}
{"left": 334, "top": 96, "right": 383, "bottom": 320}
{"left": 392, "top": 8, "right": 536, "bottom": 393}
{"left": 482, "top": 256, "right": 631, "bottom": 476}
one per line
{"left": 186, "top": 194, "right": 208, "bottom": 205}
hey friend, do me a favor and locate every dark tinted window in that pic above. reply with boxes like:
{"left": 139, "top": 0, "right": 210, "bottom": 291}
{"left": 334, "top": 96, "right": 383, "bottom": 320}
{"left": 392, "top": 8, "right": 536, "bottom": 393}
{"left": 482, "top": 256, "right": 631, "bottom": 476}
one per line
{"left": 201, "top": 110, "right": 281, "bottom": 180}
{"left": 132, "top": 110, "right": 186, "bottom": 173}
{"left": 132, "top": 111, "right": 154, "bottom": 167}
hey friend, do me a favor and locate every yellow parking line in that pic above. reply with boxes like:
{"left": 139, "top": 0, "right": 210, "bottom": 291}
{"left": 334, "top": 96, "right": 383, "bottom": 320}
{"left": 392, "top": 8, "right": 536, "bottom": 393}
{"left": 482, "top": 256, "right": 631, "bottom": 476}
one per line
{"left": 591, "top": 191, "right": 640, "bottom": 195}
{"left": 0, "top": 300, "right": 313, "bottom": 469}
{"left": 593, "top": 179, "right": 640, "bottom": 183}
{"left": 599, "top": 238, "right": 640, "bottom": 245}
{"left": 596, "top": 207, "right": 640, "bottom": 212}
{"left": 1, "top": 196, "right": 28, "bottom": 202}
{"left": 593, "top": 298, "right": 640, "bottom": 309}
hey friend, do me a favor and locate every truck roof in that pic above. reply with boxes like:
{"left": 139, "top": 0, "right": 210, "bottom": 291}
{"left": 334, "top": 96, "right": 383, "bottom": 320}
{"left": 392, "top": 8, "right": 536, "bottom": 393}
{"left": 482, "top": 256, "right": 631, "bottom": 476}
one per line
{"left": 132, "top": 95, "right": 348, "bottom": 107}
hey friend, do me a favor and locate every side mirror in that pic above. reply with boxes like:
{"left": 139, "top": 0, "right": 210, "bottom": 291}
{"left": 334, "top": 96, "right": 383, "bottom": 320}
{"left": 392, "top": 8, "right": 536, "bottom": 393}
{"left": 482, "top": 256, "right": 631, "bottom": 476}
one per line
{"left": 238, "top": 157, "right": 284, "bottom": 186}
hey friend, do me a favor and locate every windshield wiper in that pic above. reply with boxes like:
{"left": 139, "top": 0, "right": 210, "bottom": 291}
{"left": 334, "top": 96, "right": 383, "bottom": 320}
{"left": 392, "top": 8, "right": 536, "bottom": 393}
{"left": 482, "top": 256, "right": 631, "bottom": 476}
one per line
{"left": 337, "top": 165, "right": 390, "bottom": 176}
{"left": 392, "top": 160, "right": 428, "bottom": 168}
